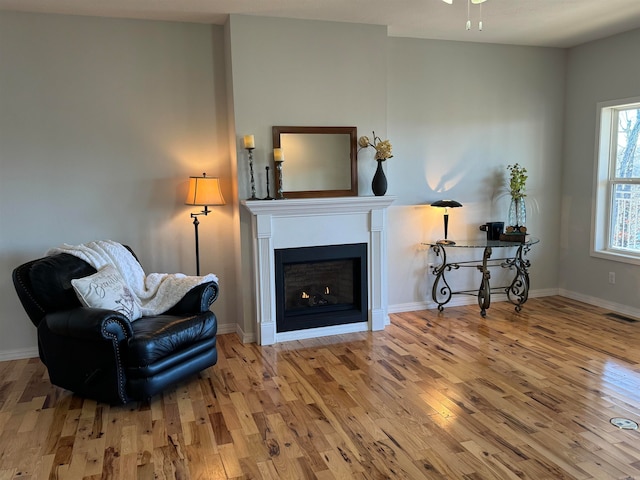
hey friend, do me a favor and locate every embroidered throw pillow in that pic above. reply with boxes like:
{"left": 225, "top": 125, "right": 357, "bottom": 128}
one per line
{"left": 71, "top": 265, "right": 142, "bottom": 321}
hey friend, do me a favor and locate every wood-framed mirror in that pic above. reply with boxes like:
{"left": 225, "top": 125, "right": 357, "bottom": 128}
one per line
{"left": 272, "top": 126, "right": 358, "bottom": 199}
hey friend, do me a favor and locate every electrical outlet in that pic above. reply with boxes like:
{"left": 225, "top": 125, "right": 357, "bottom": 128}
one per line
{"left": 609, "top": 272, "right": 616, "bottom": 284}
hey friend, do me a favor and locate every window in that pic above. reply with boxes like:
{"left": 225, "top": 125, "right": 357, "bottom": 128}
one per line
{"left": 592, "top": 97, "right": 640, "bottom": 263}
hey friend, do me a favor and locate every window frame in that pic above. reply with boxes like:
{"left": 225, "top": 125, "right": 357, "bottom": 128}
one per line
{"left": 591, "top": 96, "right": 640, "bottom": 265}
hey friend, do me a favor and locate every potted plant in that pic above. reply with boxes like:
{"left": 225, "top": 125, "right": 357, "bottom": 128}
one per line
{"left": 506, "top": 163, "right": 527, "bottom": 233}
{"left": 358, "top": 132, "right": 393, "bottom": 196}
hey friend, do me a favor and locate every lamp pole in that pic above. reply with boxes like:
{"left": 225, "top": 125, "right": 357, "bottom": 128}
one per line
{"left": 190, "top": 205, "right": 210, "bottom": 276}
{"left": 443, "top": 208, "right": 450, "bottom": 242}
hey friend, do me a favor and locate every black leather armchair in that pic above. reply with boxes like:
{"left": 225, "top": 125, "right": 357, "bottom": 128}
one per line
{"left": 12, "top": 247, "right": 219, "bottom": 405}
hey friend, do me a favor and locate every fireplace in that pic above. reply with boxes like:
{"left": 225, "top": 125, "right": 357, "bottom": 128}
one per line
{"left": 241, "top": 196, "right": 394, "bottom": 345}
{"left": 275, "top": 244, "right": 367, "bottom": 332}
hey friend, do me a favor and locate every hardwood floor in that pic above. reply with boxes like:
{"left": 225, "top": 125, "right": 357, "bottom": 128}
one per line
{"left": 1, "top": 296, "right": 640, "bottom": 479}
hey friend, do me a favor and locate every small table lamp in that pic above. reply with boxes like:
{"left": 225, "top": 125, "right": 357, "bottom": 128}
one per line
{"left": 185, "top": 173, "right": 225, "bottom": 275}
{"left": 431, "top": 199, "right": 463, "bottom": 245}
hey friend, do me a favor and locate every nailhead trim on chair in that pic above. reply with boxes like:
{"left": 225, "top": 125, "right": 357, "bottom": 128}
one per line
{"left": 203, "top": 284, "right": 216, "bottom": 311}
{"left": 102, "top": 318, "right": 130, "bottom": 405}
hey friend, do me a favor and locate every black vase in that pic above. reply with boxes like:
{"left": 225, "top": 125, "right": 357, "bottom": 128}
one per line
{"left": 372, "top": 159, "right": 387, "bottom": 196}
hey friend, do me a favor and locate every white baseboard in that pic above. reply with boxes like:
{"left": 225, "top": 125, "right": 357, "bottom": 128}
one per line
{"left": 558, "top": 288, "right": 640, "bottom": 319}
{"left": 388, "top": 301, "right": 430, "bottom": 313}
{"left": 224, "top": 323, "right": 255, "bottom": 343}
{"left": 0, "top": 347, "right": 39, "bottom": 361}
{"left": 216, "top": 322, "right": 238, "bottom": 335}
{"left": 240, "top": 332, "right": 256, "bottom": 343}
{"left": 216, "top": 322, "right": 254, "bottom": 343}
{"left": 388, "top": 287, "right": 560, "bottom": 314}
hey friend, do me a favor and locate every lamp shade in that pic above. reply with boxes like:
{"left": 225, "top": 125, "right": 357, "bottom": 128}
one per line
{"left": 185, "top": 175, "right": 225, "bottom": 206}
{"left": 430, "top": 199, "right": 462, "bottom": 209}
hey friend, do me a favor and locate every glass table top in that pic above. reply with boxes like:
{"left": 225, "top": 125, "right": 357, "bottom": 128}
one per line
{"left": 422, "top": 237, "right": 539, "bottom": 248}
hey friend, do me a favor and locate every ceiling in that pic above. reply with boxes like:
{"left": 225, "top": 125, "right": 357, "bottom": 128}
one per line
{"left": 2, "top": 0, "right": 640, "bottom": 48}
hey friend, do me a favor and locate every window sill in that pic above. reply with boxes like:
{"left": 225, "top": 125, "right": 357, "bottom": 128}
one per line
{"left": 591, "top": 248, "right": 640, "bottom": 266}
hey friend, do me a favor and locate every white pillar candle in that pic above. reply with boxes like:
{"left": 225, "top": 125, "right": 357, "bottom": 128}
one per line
{"left": 243, "top": 135, "right": 255, "bottom": 149}
{"left": 273, "top": 148, "right": 284, "bottom": 162}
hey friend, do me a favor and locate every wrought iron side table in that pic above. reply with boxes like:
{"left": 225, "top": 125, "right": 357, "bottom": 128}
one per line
{"left": 423, "top": 238, "right": 539, "bottom": 317}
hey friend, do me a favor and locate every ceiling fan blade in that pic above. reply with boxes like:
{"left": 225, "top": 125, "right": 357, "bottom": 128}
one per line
{"left": 442, "top": 0, "right": 453, "bottom": 4}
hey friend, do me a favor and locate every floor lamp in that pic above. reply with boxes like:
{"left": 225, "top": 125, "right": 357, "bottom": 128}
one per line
{"left": 185, "top": 173, "right": 225, "bottom": 275}
{"left": 430, "top": 199, "right": 463, "bottom": 245}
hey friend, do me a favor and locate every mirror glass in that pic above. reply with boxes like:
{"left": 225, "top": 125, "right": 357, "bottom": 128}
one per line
{"left": 273, "top": 126, "right": 358, "bottom": 198}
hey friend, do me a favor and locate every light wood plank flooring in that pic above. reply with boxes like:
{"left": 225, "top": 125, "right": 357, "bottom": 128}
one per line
{"left": 1, "top": 296, "right": 640, "bottom": 479}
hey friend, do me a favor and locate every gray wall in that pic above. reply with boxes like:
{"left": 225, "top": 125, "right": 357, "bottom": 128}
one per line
{"left": 387, "top": 38, "right": 565, "bottom": 309}
{"left": 226, "top": 16, "right": 566, "bottom": 337}
{"left": 561, "top": 28, "right": 640, "bottom": 314}
{"left": 226, "top": 15, "right": 389, "bottom": 339}
{"left": 227, "top": 15, "right": 388, "bottom": 199}
{"left": 0, "top": 12, "right": 238, "bottom": 358}
{"left": 2, "top": 8, "right": 639, "bottom": 357}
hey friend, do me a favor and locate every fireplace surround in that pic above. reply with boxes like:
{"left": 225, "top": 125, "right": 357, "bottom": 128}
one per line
{"left": 241, "top": 196, "right": 395, "bottom": 345}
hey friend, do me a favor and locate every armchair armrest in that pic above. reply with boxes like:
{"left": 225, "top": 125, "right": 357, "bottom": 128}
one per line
{"left": 46, "top": 307, "right": 134, "bottom": 342}
{"left": 165, "top": 281, "right": 219, "bottom": 315}
{"left": 41, "top": 307, "right": 134, "bottom": 405}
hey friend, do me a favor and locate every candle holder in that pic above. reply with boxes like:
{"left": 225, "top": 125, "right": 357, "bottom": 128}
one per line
{"left": 245, "top": 147, "right": 258, "bottom": 200}
{"left": 263, "top": 166, "right": 274, "bottom": 200}
{"left": 275, "top": 161, "right": 285, "bottom": 200}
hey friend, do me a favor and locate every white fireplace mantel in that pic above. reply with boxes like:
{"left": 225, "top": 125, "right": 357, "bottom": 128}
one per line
{"left": 241, "top": 196, "right": 395, "bottom": 345}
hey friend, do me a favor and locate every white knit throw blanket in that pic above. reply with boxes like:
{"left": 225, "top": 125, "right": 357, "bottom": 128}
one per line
{"left": 47, "top": 240, "right": 218, "bottom": 316}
